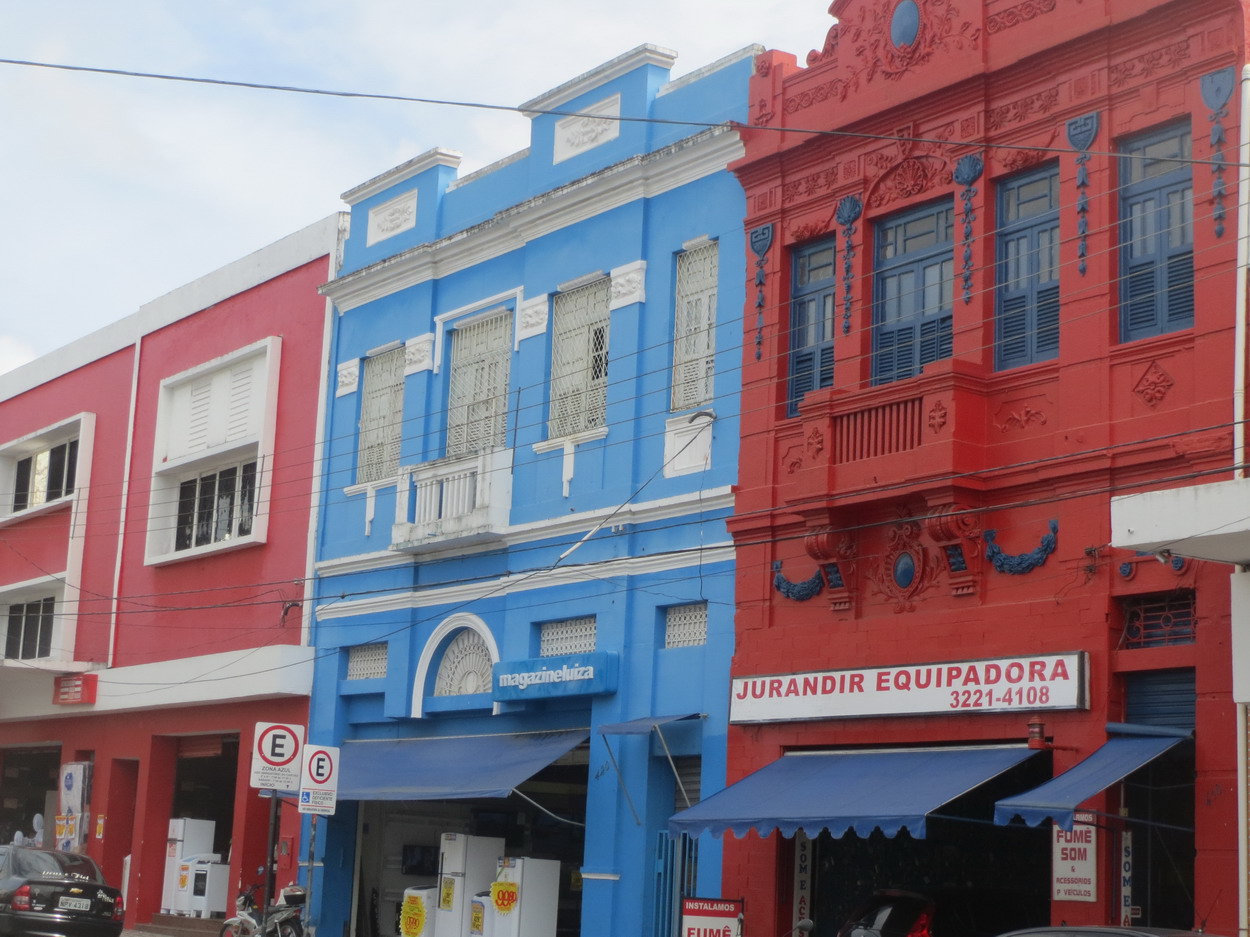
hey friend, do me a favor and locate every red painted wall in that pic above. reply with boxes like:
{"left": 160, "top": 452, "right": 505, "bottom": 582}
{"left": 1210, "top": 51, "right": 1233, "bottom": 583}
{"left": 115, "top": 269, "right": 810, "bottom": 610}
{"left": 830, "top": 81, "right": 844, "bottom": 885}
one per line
{"left": 728, "top": 0, "right": 1242, "bottom": 933}
{"left": 111, "top": 258, "right": 329, "bottom": 669}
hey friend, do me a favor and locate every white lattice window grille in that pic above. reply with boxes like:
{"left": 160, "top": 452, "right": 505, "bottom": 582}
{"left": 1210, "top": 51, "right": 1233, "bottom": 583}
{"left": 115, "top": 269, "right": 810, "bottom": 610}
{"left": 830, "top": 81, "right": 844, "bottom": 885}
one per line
{"left": 357, "top": 347, "right": 407, "bottom": 484}
{"left": 540, "top": 616, "right": 597, "bottom": 656}
{"left": 550, "top": 279, "right": 610, "bottom": 438}
{"left": 672, "top": 243, "right": 718, "bottom": 411}
{"left": 665, "top": 603, "right": 708, "bottom": 648}
{"left": 433, "top": 629, "right": 494, "bottom": 695}
{"left": 447, "top": 312, "right": 512, "bottom": 457}
{"left": 346, "top": 642, "right": 389, "bottom": 680}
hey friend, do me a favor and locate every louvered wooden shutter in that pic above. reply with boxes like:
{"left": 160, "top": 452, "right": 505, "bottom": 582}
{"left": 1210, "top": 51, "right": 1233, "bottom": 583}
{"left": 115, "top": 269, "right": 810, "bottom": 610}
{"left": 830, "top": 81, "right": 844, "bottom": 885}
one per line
{"left": 357, "top": 347, "right": 406, "bottom": 483}
{"left": 672, "top": 243, "right": 718, "bottom": 410}
{"left": 448, "top": 313, "right": 511, "bottom": 457}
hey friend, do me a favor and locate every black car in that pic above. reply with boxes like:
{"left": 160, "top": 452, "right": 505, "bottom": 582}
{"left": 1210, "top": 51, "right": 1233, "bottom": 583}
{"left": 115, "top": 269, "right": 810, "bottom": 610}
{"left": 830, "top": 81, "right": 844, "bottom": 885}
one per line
{"left": 0, "top": 846, "right": 123, "bottom": 937}
{"left": 1000, "top": 929, "right": 1224, "bottom": 937}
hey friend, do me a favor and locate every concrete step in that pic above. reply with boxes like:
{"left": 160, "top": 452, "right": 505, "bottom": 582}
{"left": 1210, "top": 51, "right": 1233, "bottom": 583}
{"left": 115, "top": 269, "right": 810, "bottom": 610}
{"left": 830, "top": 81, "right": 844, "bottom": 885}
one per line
{"left": 131, "top": 914, "right": 225, "bottom": 937}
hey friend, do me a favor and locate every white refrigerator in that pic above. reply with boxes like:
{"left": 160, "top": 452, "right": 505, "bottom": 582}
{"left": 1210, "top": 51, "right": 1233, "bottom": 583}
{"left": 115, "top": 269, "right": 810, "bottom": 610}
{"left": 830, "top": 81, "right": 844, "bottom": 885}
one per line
{"left": 490, "top": 857, "right": 559, "bottom": 937}
{"left": 161, "top": 818, "right": 215, "bottom": 913}
{"left": 435, "top": 834, "right": 504, "bottom": 937}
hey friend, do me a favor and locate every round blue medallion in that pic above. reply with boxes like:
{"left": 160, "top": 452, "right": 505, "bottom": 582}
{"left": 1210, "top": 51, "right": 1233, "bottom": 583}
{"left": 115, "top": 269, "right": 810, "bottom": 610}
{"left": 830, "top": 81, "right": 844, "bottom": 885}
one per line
{"left": 891, "top": 0, "right": 921, "bottom": 48}
{"left": 893, "top": 552, "right": 916, "bottom": 589}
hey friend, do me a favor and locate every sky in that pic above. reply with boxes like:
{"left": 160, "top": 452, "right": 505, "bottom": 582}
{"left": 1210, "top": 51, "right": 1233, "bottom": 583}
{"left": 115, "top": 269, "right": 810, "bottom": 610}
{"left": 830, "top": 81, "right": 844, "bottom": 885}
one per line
{"left": 0, "top": 0, "right": 835, "bottom": 376}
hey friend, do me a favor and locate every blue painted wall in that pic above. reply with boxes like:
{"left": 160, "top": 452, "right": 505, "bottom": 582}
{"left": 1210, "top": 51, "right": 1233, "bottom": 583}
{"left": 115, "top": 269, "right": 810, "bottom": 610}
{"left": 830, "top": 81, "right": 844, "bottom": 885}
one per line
{"left": 309, "top": 43, "right": 757, "bottom": 937}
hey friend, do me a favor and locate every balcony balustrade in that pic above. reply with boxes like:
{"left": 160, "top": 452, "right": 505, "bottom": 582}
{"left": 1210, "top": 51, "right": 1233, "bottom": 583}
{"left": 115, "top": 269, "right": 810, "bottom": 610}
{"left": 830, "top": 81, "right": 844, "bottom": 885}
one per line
{"left": 390, "top": 448, "right": 513, "bottom": 552}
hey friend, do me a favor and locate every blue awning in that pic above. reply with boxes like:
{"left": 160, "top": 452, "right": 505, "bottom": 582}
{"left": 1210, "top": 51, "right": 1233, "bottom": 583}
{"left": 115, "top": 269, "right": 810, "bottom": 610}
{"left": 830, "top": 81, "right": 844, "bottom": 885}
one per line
{"left": 668, "top": 746, "right": 1037, "bottom": 840}
{"left": 338, "top": 729, "right": 587, "bottom": 800}
{"left": 599, "top": 713, "right": 702, "bottom": 735}
{"left": 994, "top": 733, "right": 1185, "bottom": 830}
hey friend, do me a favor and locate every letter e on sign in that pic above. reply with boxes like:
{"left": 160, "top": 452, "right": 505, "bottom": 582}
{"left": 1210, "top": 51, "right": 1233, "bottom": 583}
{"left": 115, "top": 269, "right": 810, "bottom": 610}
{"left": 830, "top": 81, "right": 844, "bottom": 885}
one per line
{"left": 250, "top": 722, "right": 305, "bottom": 791}
{"left": 298, "top": 744, "right": 340, "bottom": 816}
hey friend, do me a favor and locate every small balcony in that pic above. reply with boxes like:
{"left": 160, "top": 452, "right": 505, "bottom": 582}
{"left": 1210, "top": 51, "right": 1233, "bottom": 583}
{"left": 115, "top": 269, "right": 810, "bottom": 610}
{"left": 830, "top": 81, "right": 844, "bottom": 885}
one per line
{"left": 777, "top": 359, "right": 993, "bottom": 516}
{"left": 390, "top": 448, "right": 513, "bottom": 553}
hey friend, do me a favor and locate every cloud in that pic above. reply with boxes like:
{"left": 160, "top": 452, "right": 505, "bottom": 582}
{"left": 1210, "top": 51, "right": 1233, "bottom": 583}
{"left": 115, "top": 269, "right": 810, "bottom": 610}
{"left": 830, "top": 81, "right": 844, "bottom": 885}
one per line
{"left": 0, "top": 336, "right": 38, "bottom": 377}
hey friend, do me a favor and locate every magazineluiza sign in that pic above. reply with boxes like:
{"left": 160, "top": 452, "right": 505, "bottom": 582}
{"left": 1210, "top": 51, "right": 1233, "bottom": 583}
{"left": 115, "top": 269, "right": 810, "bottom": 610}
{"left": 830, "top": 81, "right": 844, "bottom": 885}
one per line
{"left": 730, "top": 653, "right": 1086, "bottom": 723}
{"left": 492, "top": 652, "right": 618, "bottom": 702}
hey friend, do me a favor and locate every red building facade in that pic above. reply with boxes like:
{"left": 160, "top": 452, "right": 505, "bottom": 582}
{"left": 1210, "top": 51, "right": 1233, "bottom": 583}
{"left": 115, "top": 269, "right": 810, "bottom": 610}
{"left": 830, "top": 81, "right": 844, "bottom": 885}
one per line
{"left": 0, "top": 216, "right": 338, "bottom": 923}
{"left": 717, "top": 0, "right": 1244, "bottom": 933}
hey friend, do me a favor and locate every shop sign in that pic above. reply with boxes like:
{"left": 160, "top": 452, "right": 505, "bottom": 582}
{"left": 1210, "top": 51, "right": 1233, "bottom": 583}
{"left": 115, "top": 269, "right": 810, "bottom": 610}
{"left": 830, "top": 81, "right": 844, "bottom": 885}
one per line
{"left": 493, "top": 652, "right": 618, "bottom": 701}
{"left": 680, "top": 897, "right": 744, "bottom": 937}
{"left": 52, "top": 673, "right": 97, "bottom": 705}
{"left": 1052, "top": 812, "right": 1097, "bottom": 901}
{"left": 730, "top": 653, "right": 1086, "bottom": 723}
{"left": 1120, "top": 832, "right": 1135, "bottom": 924}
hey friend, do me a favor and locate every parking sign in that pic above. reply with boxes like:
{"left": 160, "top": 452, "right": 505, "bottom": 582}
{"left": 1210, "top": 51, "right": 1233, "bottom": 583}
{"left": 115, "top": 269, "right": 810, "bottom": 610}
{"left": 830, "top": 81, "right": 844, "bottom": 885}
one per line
{"left": 250, "top": 722, "right": 305, "bottom": 790}
{"left": 298, "top": 745, "right": 339, "bottom": 816}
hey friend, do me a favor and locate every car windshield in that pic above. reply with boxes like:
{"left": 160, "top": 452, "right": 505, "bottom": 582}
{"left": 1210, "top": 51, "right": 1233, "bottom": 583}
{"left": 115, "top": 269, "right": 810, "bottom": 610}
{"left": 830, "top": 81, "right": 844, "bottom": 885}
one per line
{"left": 13, "top": 850, "right": 104, "bottom": 882}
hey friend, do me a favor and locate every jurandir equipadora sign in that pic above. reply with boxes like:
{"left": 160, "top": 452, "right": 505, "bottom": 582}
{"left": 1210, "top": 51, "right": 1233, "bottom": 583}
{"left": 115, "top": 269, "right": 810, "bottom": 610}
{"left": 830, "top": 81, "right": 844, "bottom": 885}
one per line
{"left": 731, "top": 653, "right": 1086, "bottom": 722}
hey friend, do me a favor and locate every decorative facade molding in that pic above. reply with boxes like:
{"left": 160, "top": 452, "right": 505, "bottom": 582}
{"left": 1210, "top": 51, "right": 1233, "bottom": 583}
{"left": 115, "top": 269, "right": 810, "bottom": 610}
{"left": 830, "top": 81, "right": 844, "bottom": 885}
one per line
{"left": 1066, "top": 112, "right": 1099, "bottom": 276}
{"left": 403, "top": 334, "right": 435, "bottom": 375}
{"left": 554, "top": 94, "right": 622, "bottom": 164}
{"left": 984, "top": 519, "right": 1058, "bottom": 575}
{"left": 836, "top": 195, "right": 862, "bottom": 334}
{"left": 1202, "top": 67, "right": 1236, "bottom": 238}
{"left": 952, "top": 154, "right": 983, "bottom": 304}
{"left": 1134, "top": 360, "right": 1176, "bottom": 406}
{"left": 749, "top": 224, "right": 774, "bottom": 360}
{"left": 987, "top": 0, "right": 1057, "bottom": 34}
{"left": 1109, "top": 40, "right": 1190, "bottom": 88}
{"left": 609, "top": 260, "right": 647, "bottom": 309}
{"left": 517, "top": 295, "right": 550, "bottom": 344}
{"left": 335, "top": 360, "right": 359, "bottom": 397}
{"left": 772, "top": 560, "right": 824, "bottom": 601}
{"left": 986, "top": 87, "right": 1060, "bottom": 131}
{"left": 366, "top": 190, "right": 418, "bottom": 247}
{"left": 866, "top": 519, "right": 941, "bottom": 613}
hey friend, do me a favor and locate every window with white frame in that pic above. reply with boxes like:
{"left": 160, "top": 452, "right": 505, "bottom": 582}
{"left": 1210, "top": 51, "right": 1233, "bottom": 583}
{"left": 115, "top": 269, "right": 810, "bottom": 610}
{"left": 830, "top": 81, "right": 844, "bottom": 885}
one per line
{"left": 550, "top": 279, "right": 610, "bottom": 437}
{"left": 0, "top": 415, "right": 90, "bottom": 523}
{"left": 447, "top": 311, "right": 512, "bottom": 457}
{"left": 13, "top": 439, "right": 78, "bottom": 513}
{"left": 174, "top": 461, "right": 257, "bottom": 551}
{"left": 4, "top": 597, "right": 55, "bottom": 661}
{"left": 672, "top": 242, "right": 718, "bottom": 411}
{"left": 146, "top": 338, "right": 279, "bottom": 564}
{"left": 540, "top": 616, "right": 597, "bottom": 656}
{"left": 357, "top": 346, "right": 407, "bottom": 483}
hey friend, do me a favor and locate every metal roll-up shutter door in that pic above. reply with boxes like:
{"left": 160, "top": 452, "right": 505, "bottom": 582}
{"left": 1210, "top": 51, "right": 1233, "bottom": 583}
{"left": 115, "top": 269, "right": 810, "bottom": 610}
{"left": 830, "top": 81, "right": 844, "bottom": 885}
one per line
{"left": 1125, "top": 668, "right": 1195, "bottom": 730}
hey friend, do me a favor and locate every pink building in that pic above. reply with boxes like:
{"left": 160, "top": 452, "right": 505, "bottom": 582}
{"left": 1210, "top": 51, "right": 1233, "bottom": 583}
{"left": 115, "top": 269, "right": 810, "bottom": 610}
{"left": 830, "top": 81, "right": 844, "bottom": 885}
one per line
{"left": 0, "top": 215, "right": 339, "bottom": 924}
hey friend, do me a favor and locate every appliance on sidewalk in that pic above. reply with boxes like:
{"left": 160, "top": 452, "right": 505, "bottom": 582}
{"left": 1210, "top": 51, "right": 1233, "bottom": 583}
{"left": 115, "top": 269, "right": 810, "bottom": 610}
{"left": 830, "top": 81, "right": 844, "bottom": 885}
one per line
{"left": 487, "top": 857, "right": 559, "bottom": 937}
{"left": 399, "top": 885, "right": 438, "bottom": 937}
{"left": 187, "top": 856, "right": 230, "bottom": 917}
{"left": 162, "top": 818, "right": 215, "bottom": 913}
{"left": 470, "top": 891, "right": 493, "bottom": 937}
{"left": 172, "top": 853, "right": 221, "bottom": 915}
{"left": 435, "top": 833, "right": 504, "bottom": 937}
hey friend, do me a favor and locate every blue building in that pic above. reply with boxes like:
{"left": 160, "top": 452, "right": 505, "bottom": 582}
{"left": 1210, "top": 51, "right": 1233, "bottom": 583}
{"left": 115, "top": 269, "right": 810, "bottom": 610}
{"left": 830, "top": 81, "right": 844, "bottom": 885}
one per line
{"left": 309, "top": 44, "right": 757, "bottom": 937}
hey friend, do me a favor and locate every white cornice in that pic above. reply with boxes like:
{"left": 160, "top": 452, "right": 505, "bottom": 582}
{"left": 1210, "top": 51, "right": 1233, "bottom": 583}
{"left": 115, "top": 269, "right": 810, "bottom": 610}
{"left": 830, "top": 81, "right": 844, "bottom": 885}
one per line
{"left": 0, "top": 644, "right": 313, "bottom": 722}
{"left": 520, "top": 44, "right": 677, "bottom": 116}
{"left": 316, "top": 543, "right": 733, "bottom": 620}
{"left": 322, "top": 128, "right": 743, "bottom": 313}
{"left": 315, "top": 486, "right": 733, "bottom": 577}
{"left": 342, "top": 148, "right": 463, "bottom": 205}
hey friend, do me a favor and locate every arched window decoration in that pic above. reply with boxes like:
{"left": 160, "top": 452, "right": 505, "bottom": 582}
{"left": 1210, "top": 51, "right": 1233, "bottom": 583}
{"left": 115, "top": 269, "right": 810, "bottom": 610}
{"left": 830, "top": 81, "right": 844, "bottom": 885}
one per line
{"left": 432, "top": 628, "right": 494, "bottom": 696}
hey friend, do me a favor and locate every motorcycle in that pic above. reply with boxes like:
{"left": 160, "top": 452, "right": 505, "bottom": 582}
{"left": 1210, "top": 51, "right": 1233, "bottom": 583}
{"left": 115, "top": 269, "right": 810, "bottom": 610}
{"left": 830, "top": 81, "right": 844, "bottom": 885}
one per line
{"left": 218, "top": 881, "right": 306, "bottom": 937}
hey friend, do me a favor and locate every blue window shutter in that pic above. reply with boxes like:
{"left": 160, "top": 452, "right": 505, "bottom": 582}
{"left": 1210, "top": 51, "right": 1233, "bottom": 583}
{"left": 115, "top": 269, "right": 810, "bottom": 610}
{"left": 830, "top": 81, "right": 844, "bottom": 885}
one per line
{"left": 1035, "top": 285, "right": 1060, "bottom": 358}
{"left": 997, "top": 295, "right": 1030, "bottom": 368}
{"left": 1166, "top": 250, "right": 1195, "bottom": 328}
{"left": 1119, "top": 124, "right": 1193, "bottom": 341}
{"left": 873, "top": 200, "right": 955, "bottom": 385}
{"left": 788, "top": 239, "right": 837, "bottom": 413}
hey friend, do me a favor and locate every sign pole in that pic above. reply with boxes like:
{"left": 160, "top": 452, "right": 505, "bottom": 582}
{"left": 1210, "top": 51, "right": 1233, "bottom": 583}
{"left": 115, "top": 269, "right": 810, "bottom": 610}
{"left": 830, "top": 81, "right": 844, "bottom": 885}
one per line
{"left": 306, "top": 816, "right": 318, "bottom": 937}
{"left": 261, "top": 791, "right": 279, "bottom": 937}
